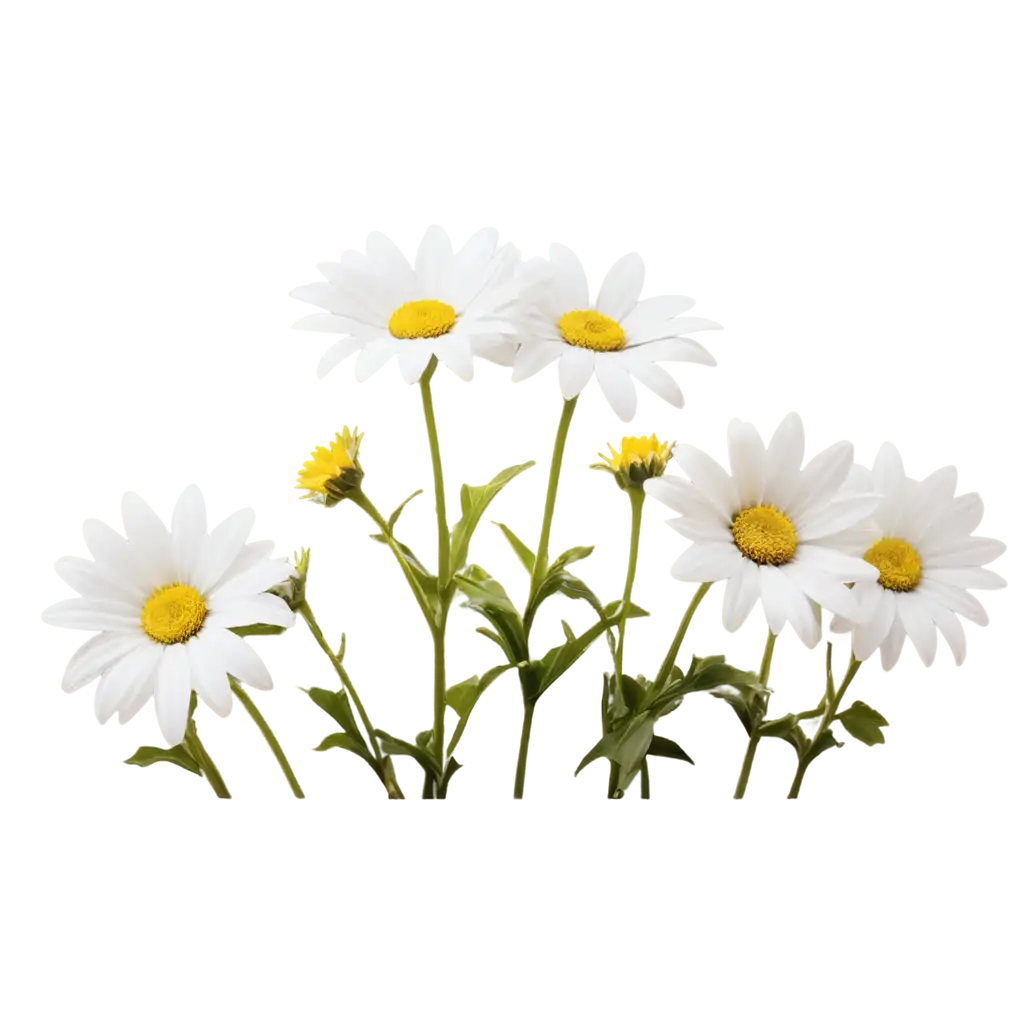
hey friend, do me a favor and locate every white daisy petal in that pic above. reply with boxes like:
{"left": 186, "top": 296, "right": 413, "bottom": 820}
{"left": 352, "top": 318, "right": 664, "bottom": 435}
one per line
{"left": 782, "top": 561, "right": 861, "bottom": 621}
{"left": 929, "top": 600, "right": 967, "bottom": 666}
{"left": 788, "top": 442, "right": 854, "bottom": 519}
{"left": 727, "top": 419, "right": 766, "bottom": 508}
{"left": 202, "top": 627, "right": 274, "bottom": 691}
{"left": 171, "top": 484, "right": 207, "bottom": 586}
{"left": 596, "top": 252, "right": 644, "bottom": 321}
{"left": 621, "top": 295, "right": 696, "bottom": 325}
{"left": 873, "top": 443, "right": 906, "bottom": 493}
{"left": 54, "top": 556, "right": 139, "bottom": 603}
{"left": 920, "top": 492, "right": 984, "bottom": 547}
{"left": 398, "top": 342, "right": 436, "bottom": 385}
{"left": 758, "top": 565, "right": 791, "bottom": 638}
{"left": 354, "top": 338, "right": 400, "bottom": 381}
{"left": 292, "top": 312, "right": 361, "bottom": 334}
{"left": 879, "top": 614, "right": 907, "bottom": 671}
{"left": 633, "top": 338, "right": 717, "bottom": 366}
{"left": 82, "top": 518, "right": 147, "bottom": 595}
{"left": 851, "top": 586, "right": 897, "bottom": 661}
{"left": 118, "top": 665, "right": 158, "bottom": 725}
{"left": 769, "top": 566, "right": 821, "bottom": 647}
{"left": 626, "top": 316, "right": 722, "bottom": 343}
{"left": 917, "top": 578, "right": 990, "bottom": 626}
{"left": 892, "top": 598, "right": 937, "bottom": 667}
{"left": 95, "top": 643, "right": 162, "bottom": 725}
{"left": 188, "top": 633, "right": 232, "bottom": 718}
{"left": 666, "top": 515, "right": 733, "bottom": 544}
{"left": 798, "top": 496, "right": 880, "bottom": 541}
{"left": 672, "top": 446, "right": 739, "bottom": 520}
{"left": 222, "top": 540, "right": 275, "bottom": 582}
{"left": 898, "top": 466, "right": 958, "bottom": 543}
{"left": 624, "top": 358, "right": 683, "bottom": 408}
{"left": 558, "top": 346, "right": 595, "bottom": 399}
{"left": 925, "top": 566, "right": 1007, "bottom": 590}
{"left": 209, "top": 558, "right": 293, "bottom": 604}
{"left": 434, "top": 333, "right": 475, "bottom": 382}
{"left": 645, "top": 476, "right": 730, "bottom": 525}
{"left": 512, "top": 341, "right": 565, "bottom": 383}
{"left": 415, "top": 225, "right": 455, "bottom": 303}
{"left": 722, "top": 558, "right": 760, "bottom": 632}
{"left": 366, "top": 231, "right": 416, "bottom": 292}
{"left": 204, "top": 593, "right": 295, "bottom": 630}
{"left": 42, "top": 598, "right": 140, "bottom": 632}
{"left": 548, "top": 244, "right": 590, "bottom": 309}
{"left": 121, "top": 492, "right": 175, "bottom": 589}
{"left": 670, "top": 543, "right": 743, "bottom": 582}
{"left": 595, "top": 356, "right": 638, "bottom": 421}
{"left": 925, "top": 537, "right": 1007, "bottom": 568}
{"left": 155, "top": 645, "right": 192, "bottom": 746}
{"left": 794, "top": 544, "right": 879, "bottom": 582}
{"left": 317, "top": 337, "right": 363, "bottom": 379}
{"left": 62, "top": 632, "right": 147, "bottom": 693}
{"left": 763, "top": 412, "right": 805, "bottom": 510}
{"left": 193, "top": 507, "right": 256, "bottom": 594}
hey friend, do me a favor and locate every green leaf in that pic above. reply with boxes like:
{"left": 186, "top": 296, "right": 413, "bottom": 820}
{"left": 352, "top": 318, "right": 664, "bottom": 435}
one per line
{"left": 471, "top": 598, "right": 528, "bottom": 663}
{"left": 549, "top": 545, "right": 594, "bottom": 571}
{"left": 475, "top": 626, "right": 515, "bottom": 662}
{"left": 450, "top": 462, "right": 535, "bottom": 572}
{"left": 606, "top": 712, "right": 655, "bottom": 774}
{"left": 805, "top": 727, "right": 843, "bottom": 765}
{"left": 837, "top": 701, "right": 889, "bottom": 746}
{"left": 603, "top": 600, "right": 650, "bottom": 621}
{"left": 575, "top": 733, "right": 619, "bottom": 777}
{"left": 557, "top": 577, "right": 602, "bottom": 614}
{"left": 304, "top": 687, "right": 366, "bottom": 747}
{"left": 493, "top": 521, "right": 535, "bottom": 573}
{"left": 532, "top": 614, "right": 613, "bottom": 699}
{"left": 757, "top": 712, "right": 794, "bottom": 737}
{"left": 446, "top": 663, "right": 512, "bottom": 720}
{"left": 315, "top": 732, "right": 384, "bottom": 779}
{"left": 229, "top": 623, "right": 287, "bottom": 637}
{"left": 618, "top": 671, "right": 643, "bottom": 712}
{"left": 124, "top": 745, "right": 203, "bottom": 775}
{"left": 445, "top": 678, "right": 480, "bottom": 720}
{"left": 368, "top": 533, "right": 439, "bottom": 610}
{"left": 437, "top": 757, "right": 462, "bottom": 797}
{"left": 415, "top": 729, "right": 434, "bottom": 750}
{"left": 387, "top": 489, "right": 424, "bottom": 532}
{"left": 375, "top": 730, "right": 442, "bottom": 781}
{"left": 647, "top": 735, "right": 695, "bottom": 765}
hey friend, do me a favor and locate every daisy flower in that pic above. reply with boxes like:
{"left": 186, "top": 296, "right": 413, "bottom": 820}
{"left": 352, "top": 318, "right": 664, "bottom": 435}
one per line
{"left": 290, "top": 225, "right": 522, "bottom": 384}
{"left": 42, "top": 486, "right": 295, "bottom": 745}
{"left": 644, "top": 413, "right": 881, "bottom": 647}
{"left": 296, "top": 426, "right": 364, "bottom": 506}
{"left": 831, "top": 443, "right": 1007, "bottom": 669}
{"left": 591, "top": 434, "right": 674, "bottom": 490}
{"left": 510, "top": 245, "right": 721, "bottom": 421}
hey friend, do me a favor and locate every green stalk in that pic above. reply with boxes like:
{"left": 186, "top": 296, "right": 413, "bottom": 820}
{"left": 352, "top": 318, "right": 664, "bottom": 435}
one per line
{"left": 299, "top": 600, "right": 383, "bottom": 763}
{"left": 733, "top": 630, "right": 778, "bottom": 799}
{"left": 186, "top": 696, "right": 232, "bottom": 798}
{"left": 514, "top": 396, "right": 578, "bottom": 798}
{"left": 652, "top": 583, "right": 713, "bottom": 690}
{"left": 640, "top": 759, "right": 651, "bottom": 799}
{"left": 513, "top": 699, "right": 535, "bottom": 800}
{"left": 526, "top": 396, "right": 578, "bottom": 617}
{"left": 608, "top": 487, "right": 645, "bottom": 799}
{"left": 229, "top": 679, "right": 304, "bottom": 798}
{"left": 419, "top": 356, "right": 450, "bottom": 788}
{"left": 788, "top": 651, "right": 861, "bottom": 798}
{"left": 349, "top": 491, "right": 435, "bottom": 629}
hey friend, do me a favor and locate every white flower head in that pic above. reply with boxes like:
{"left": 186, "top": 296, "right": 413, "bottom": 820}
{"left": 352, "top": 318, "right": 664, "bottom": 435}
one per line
{"left": 831, "top": 443, "right": 1007, "bottom": 669}
{"left": 645, "top": 413, "right": 882, "bottom": 648}
{"left": 510, "top": 244, "right": 722, "bottom": 421}
{"left": 42, "top": 486, "right": 295, "bottom": 745}
{"left": 291, "top": 226, "right": 522, "bottom": 384}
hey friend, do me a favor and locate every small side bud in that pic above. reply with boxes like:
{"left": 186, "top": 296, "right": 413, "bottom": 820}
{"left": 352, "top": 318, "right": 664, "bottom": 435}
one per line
{"left": 296, "top": 427, "right": 365, "bottom": 507}
{"left": 591, "top": 434, "right": 675, "bottom": 491}
{"left": 270, "top": 547, "right": 310, "bottom": 611}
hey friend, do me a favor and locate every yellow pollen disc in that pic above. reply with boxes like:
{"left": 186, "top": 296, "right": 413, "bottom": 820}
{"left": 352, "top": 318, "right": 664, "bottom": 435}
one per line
{"left": 141, "top": 584, "right": 207, "bottom": 644}
{"left": 388, "top": 299, "right": 457, "bottom": 339}
{"left": 732, "top": 505, "right": 799, "bottom": 566}
{"left": 296, "top": 427, "right": 360, "bottom": 496}
{"left": 557, "top": 309, "right": 627, "bottom": 352}
{"left": 864, "top": 537, "right": 922, "bottom": 592}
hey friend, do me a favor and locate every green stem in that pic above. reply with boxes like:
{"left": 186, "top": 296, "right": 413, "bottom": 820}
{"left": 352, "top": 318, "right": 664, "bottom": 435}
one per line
{"left": 527, "top": 396, "right": 578, "bottom": 615}
{"left": 640, "top": 758, "right": 651, "bottom": 799}
{"left": 430, "top": 618, "right": 447, "bottom": 798}
{"left": 788, "top": 650, "right": 862, "bottom": 799}
{"left": 653, "top": 582, "right": 713, "bottom": 690}
{"left": 419, "top": 357, "right": 450, "bottom": 588}
{"left": 613, "top": 488, "right": 645, "bottom": 689}
{"left": 299, "top": 600, "right": 383, "bottom": 762}
{"left": 229, "top": 679, "right": 304, "bottom": 798}
{"left": 186, "top": 696, "right": 232, "bottom": 798}
{"left": 419, "top": 357, "right": 450, "bottom": 779}
{"left": 513, "top": 699, "right": 535, "bottom": 799}
{"left": 608, "top": 487, "right": 645, "bottom": 800}
{"left": 349, "top": 491, "right": 434, "bottom": 628}
{"left": 733, "top": 631, "right": 778, "bottom": 799}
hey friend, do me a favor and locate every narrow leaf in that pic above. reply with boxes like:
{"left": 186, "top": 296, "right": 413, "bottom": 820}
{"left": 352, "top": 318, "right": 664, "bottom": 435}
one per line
{"left": 449, "top": 462, "right": 535, "bottom": 572}
{"left": 124, "top": 745, "right": 202, "bottom": 776}
{"left": 388, "top": 489, "right": 424, "bottom": 532}
{"left": 647, "top": 735, "right": 695, "bottom": 765}
{"left": 375, "top": 730, "right": 442, "bottom": 780}
{"left": 493, "top": 521, "right": 536, "bottom": 573}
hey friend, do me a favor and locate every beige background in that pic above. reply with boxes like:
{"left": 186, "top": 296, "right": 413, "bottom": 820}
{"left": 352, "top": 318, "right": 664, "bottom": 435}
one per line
{"left": 2, "top": 9, "right": 1024, "bottom": 1024}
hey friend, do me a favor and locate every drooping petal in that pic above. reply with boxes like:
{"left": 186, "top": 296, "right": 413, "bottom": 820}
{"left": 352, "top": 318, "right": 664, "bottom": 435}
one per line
{"left": 154, "top": 645, "right": 192, "bottom": 746}
{"left": 896, "top": 592, "right": 938, "bottom": 666}
{"left": 434, "top": 332, "right": 475, "bottom": 382}
{"left": 851, "top": 586, "right": 897, "bottom": 661}
{"left": 354, "top": 337, "right": 400, "bottom": 381}
{"left": 557, "top": 346, "right": 595, "bottom": 399}
{"left": 94, "top": 643, "right": 162, "bottom": 725}
{"left": 188, "top": 633, "right": 232, "bottom": 717}
{"left": 782, "top": 561, "right": 862, "bottom": 621}
{"left": 317, "top": 337, "right": 363, "bottom": 379}
{"left": 201, "top": 627, "right": 274, "bottom": 691}
{"left": 61, "top": 631, "right": 148, "bottom": 693}
{"left": 397, "top": 342, "right": 435, "bottom": 385}
{"left": 930, "top": 600, "right": 967, "bottom": 666}
{"left": 879, "top": 614, "right": 906, "bottom": 671}
{"left": 917, "top": 579, "right": 989, "bottom": 626}
{"left": 594, "top": 356, "right": 637, "bottom": 421}
{"left": 624, "top": 357, "right": 683, "bottom": 408}
{"left": 512, "top": 341, "right": 565, "bottom": 383}
{"left": 722, "top": 558, "right": 760, "bottom": 632}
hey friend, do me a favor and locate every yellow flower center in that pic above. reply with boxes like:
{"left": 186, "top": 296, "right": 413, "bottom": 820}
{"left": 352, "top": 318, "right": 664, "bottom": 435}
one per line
{"left": 141, "top": 583, "right": 207, "bottom": 644}
{"left": 732, "top": 506, "right": 799, "bottom": 566}
{"left": 388, "top": 299, "right": 457, "bottom": 339}
{"left": 599, "top": 434, "right": 673, "bottom": 474}
{"left": 557, "top": 309, "right": 627, "bottom": 352}
{"left": 297, "top": 428, "right": 361, "bottom": 498}
{"left": 864, "top": 537, "right": 922, "bottom": 592}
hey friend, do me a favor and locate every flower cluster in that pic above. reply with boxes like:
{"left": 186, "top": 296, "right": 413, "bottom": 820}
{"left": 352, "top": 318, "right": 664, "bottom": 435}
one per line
{"left": 42, "top": 225, "right": 1006, "bottom": 800}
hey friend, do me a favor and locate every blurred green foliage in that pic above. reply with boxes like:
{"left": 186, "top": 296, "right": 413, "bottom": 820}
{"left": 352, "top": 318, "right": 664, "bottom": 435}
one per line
{"left": 184, "top": 382, "right": 1024, "bottom": 798}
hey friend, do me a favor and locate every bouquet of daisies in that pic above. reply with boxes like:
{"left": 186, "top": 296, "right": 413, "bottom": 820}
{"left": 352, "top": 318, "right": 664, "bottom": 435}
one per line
{"left": 43, "top": 226, "right": 1007, "bottom": 800}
